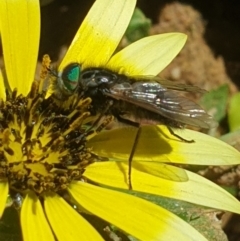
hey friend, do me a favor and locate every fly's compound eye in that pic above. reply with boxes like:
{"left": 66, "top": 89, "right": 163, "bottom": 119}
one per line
{"left": 58, "top": 63, "right": 81, "bottom": 95}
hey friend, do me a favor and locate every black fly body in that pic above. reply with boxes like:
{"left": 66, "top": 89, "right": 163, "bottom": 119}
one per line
{"left": 52, "top": 63, "right": 216, "bottom": 189}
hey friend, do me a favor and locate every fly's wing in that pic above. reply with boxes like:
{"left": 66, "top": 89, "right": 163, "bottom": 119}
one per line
{"left": 105, "top": 81, "right": 215, "bottom": 129}
{"left": 134, "top": 75, "right": 207, "bottom": 93}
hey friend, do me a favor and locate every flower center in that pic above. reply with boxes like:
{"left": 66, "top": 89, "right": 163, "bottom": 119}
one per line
{"left": 0, "top": 75, "right": 95, "bottom": 195}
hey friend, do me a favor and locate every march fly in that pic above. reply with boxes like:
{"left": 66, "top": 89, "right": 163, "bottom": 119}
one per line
{"left": 51, "top": 63, "right": 216, "bottom": 189}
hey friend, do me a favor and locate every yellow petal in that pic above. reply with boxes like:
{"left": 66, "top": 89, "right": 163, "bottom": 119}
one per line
{"left": 0, "top": 180, "right": 8, "bottom": 217}
{"left": 87, "top": 126, "right": 138, "bottom": 160}
{"left": 69, "top": 181, "right": 207, "bottom": 241}
{"left": 85, "top": 162, "right": 240, "bottom": 214}
{"left": 0, "top": 69, "right": 6, "bottom": 99}
{"left": 133, "top": 162, "right": 188, "bottom": 181}
{"left": 106, "top": 33, "right": 187, "bottom": 75}
{"left": 21, "top": 191, "right": 55, "bottom": 241}
{"left": 0, "top": 0, "right": 40, "bottom": 95}
{"left": 60, "top": 0, "right": 136, "bottom": 70}
{"left": 88, "top": 125, "right": 240, "bottom": 165}
{"left": 44, "top": 193, "right": 104, "bottom": 241}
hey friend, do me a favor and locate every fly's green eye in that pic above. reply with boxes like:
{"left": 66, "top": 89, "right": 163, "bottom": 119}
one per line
{"left": 59, "top": 63, "right": 81, "bottom": 93}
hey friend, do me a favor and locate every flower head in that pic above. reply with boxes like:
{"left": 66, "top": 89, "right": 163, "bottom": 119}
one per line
{"left": 1, "top": 0, "right": 240, "bottom": 241}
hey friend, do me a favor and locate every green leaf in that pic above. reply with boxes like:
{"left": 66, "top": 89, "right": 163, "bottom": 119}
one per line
{"left": 228, "top": 92, "right": 240, "bottom": 132}
{"left": 0, "top": 207, "right": 22, "bottom": 241}
{"left": 200, "top": 84, "right": 229, "bottom": 122}
{"left": 125, "top": 8, "right": 151, "bottom": 43}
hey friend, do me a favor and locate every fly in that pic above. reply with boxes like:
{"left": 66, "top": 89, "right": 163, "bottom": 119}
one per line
{"left": 78, "top": 67, "right": 214, "bottom": 133}
{"left": 51, "top": 63, "right": 214, "bottom": 134}
{"left": 51, "top": 63, "right": 216, "bottom": 189}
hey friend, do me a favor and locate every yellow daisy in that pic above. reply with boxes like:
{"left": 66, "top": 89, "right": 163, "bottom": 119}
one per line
{"left": 0, "top": 0, "right": 240, "bottom": 241}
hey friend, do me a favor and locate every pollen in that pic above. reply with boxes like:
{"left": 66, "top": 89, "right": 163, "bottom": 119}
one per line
{"left": 0, "top": 58, "right": 95, "bottom": 195}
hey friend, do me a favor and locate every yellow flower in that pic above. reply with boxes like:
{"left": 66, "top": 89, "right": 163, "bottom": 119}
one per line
{"left": 0, "top": 0, "right": 240, "bottom": 241}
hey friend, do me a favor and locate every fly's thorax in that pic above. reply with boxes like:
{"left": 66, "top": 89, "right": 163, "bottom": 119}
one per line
{"left": 80, "top": 68, "right": 118, "bottom": 86}
{"left": 79, "top": 68, "right": 119, "bottom": 97}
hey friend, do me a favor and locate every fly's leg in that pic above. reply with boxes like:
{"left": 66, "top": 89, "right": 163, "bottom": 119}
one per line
{"left": 128, "top": 126, "right": 141, "bottom": 190}
{"left": 95, "top": 115, "right": 114, "bottom": 133}
{"left": 86, "top": 100, "right": 114, "bottom": 133}
{"left": 167, "top": 126, "right": 194, "bottom": 143}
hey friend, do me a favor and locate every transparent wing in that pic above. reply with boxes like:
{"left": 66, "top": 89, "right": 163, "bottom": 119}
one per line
{"left": 133, "top": 75, "right": 207, "bottom": 93}
{"left": 106, "top": 81, "right": 214, "bottom": 129}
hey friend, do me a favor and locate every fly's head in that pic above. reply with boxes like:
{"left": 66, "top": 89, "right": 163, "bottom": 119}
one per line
{"left": 57, "top": 63, "right": 81, "bottom": 96}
